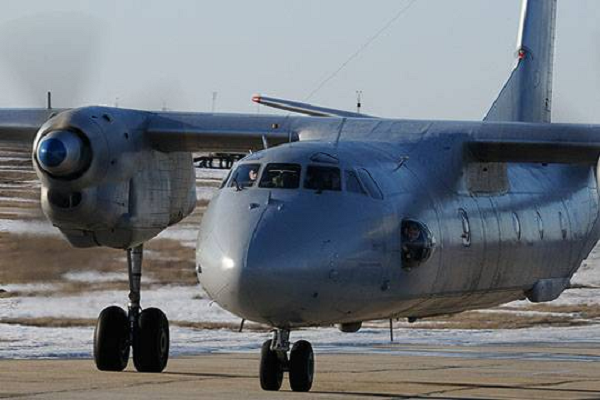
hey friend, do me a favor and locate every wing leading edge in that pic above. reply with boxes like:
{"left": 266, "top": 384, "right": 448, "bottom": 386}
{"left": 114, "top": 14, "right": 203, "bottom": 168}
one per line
{"left": 0, "top": 109, "right": 61, "bottom": 144}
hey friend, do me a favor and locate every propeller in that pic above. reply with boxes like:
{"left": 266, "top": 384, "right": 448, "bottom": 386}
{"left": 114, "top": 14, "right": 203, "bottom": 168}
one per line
{"left": 0, "top": 12, "right": 101, "bottom": 108}
{"left": 0, "top": 12, "right": 212, "bottom": 112}
{"left": 117, "top": 78, "right": 194, "bottom": 111}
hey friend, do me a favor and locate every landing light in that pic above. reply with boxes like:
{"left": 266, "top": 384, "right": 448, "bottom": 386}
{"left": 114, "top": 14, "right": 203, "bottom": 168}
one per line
{"left": 221, "top": 257, "right": 235, "bottom": 270}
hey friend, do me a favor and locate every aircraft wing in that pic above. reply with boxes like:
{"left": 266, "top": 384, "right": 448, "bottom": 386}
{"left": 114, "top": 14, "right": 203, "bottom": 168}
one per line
{"left": 4, "top": 107, "right": 600, "bottom": 163}
{"left": 0, "top": 109, "right": 61, "bottom": 144}
{"left": 468, "top": 123, "right": 600, "bottom": 164}
{"left": 145, "top": 110, "right": 299, "bottom": 152}
{"left": 0, "top": 107, "right": 299, "bottom": 153}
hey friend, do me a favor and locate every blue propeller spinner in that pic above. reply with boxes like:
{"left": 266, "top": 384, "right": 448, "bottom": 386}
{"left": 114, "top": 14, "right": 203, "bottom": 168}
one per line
{"left": 38, "top": 137, "right": 67, "bottom": 168}
{"left": 36, "top": 131, "right": 85, "bottom": 176}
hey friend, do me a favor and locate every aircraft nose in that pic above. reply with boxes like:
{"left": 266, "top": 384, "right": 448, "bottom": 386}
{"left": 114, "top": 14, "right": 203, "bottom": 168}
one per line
{"left": 197, "top": 190, "right": 382, "bottom": 326}
{"left": 196, "top": 191, "right": 267, "bottom": 318}
{"left": 240, "top": 195, "right": 374, "bottom": 326}
{"left": 197, "top": 191, "right": 323, "bottom": 324}
{"left": 196, "top": 231, "right": 253, "bottom": 315}
{"left": 241, "top": 208, "right": 326, "bottom": 325}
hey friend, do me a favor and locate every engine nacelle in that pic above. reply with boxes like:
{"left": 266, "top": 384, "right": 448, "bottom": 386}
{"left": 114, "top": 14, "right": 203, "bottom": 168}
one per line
{"left": 33, "top": 106, "right": 196, "bottom": 249}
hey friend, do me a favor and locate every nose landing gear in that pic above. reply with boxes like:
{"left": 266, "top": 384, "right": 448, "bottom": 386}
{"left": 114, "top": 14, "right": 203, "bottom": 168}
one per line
{"left": 260, "top": 329, "right": 315, "bottom": 392}
{"left": 93, "top": 244, "right": 170, "bottom": 373}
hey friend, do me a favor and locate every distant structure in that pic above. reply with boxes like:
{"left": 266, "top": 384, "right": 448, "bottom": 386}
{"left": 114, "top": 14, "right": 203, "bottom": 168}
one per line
{"left": 356, "top": 90, "right": 362, "bottom": 114}
{"left": 211, "top": 91, "right": 218, "bottom": 113}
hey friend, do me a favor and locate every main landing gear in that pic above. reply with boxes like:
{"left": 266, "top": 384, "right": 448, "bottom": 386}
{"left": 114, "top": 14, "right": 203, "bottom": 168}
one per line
{"left": 93, "top": 244, "right": 169, "bottom": 373}
{"left": 260, "top": 329, "right": 315, "bottom": 392}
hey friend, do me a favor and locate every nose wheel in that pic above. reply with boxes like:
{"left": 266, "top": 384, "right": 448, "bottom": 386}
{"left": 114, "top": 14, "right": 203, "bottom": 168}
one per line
{"left": 93, "top": 244, "right": 170, "bottom": 373}
{"left": 259, "top": 329, "right": 315, "bottom": 392}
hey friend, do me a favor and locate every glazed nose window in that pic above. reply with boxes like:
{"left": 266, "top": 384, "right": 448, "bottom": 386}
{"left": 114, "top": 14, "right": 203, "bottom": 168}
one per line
{"left": 401, "top": 220, "right": 435, "bottom": 270}
{"left": 304, "top": 166, "right": 341, "bottom": 192}
{"left": 228, "top": 163, "right": 261, "bottom": 189}
{"left": 259, "top": 163, "right": 301, "bottom": 189}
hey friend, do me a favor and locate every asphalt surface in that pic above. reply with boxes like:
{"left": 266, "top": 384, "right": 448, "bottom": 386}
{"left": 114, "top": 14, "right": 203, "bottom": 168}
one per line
{"left": 2, "top": 344, "right": 600, "bottom": 399}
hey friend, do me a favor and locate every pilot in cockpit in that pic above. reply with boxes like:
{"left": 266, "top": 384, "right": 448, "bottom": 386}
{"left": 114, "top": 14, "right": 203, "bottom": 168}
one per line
{"left": 249, "top": 168, "right": 258, "bottom": 182}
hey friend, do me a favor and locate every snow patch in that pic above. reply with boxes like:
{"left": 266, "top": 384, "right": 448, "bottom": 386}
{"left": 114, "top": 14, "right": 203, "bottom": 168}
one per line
{"left": 0, "top": 283, "right": 59, "bottom": 293}
{"left": 0, "top": 285, "right": 237, "bottom": 323}
{"left": 62, "top": 271, "right": 130, "bottom": 283}
{"left": 0, "top": 219, "right": 59, "bottom": 236}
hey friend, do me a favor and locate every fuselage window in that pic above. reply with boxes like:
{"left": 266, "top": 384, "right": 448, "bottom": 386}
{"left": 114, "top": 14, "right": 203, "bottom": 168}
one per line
{"left": 459, "top": 208, "right": 471, "bottom": 247}
{"left": 559, "top": 211, "right": 567, "bottom": 240}
{"left": 345, "top": 170, "right": 367, "bottom": 195}
{"left": 259, "top": 163, "right": 301, "bottom": 189}
{"left": 512, "top": 212, "right": 521, "bottom": 240}
{"left": 536, "top": 210, "right": 544, "bottom": 240}
{"left": 357, "top": 169, "right": 383, "bottom": 200}
{"left": 228, "top": 163, "right": 261, "bottom": 189}
{"left": 304, "top": 166, "right": 341, "bottom": 192}
{"left": 401, "top": 219, "right": 435, "bottom": 270}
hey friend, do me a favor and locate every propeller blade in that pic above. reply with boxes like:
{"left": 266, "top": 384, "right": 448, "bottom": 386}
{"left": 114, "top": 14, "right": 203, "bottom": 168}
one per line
{"left": 0, "top": 12, "right": 101, "bottom": 108}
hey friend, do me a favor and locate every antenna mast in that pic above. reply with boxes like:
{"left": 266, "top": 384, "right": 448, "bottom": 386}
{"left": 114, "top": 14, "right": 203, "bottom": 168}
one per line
{"left": 211, "top": 91, "right": 218, "bottom": 113}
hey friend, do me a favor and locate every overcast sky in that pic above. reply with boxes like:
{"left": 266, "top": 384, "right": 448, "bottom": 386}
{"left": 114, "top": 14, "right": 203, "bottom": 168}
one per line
{"left": 0, "top": 0, "right": 598, "bottom": 123}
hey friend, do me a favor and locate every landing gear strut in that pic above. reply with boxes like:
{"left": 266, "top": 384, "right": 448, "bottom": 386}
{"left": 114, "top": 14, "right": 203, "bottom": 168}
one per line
{"left": 260, "top": 329, "right": 314, "bottom": 392}
{"left": 93, "top": 244, "right": 170, "bottom": 373}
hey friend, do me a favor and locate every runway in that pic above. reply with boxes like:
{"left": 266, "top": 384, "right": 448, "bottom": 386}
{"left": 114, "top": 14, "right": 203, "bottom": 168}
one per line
{"left": 2, "top": 344, "right": 600, "bottom": 399}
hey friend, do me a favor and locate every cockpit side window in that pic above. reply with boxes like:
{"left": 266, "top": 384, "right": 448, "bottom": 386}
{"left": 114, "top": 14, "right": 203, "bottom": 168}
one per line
{"left": 304, "top": 166, "right": 341, "bottom": 192}
{"left": 357, "top": 169, "right": 383, "bottom": 200}
{"left": 220, "top": 168, "right": 234, "bottom": 189}
{"left": 345, "top": 170, "right": 367, "bottom": 195}
{"left": 228, "top": 163, "right": 261, "bottom": 189}
{"left": 259, "top": 163, "right": 301, "bottom": 189}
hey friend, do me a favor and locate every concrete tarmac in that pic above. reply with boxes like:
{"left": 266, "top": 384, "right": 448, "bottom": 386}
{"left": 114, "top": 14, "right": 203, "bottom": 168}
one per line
{"left": 2, "top": 344, "right": 600, "bottom": 399}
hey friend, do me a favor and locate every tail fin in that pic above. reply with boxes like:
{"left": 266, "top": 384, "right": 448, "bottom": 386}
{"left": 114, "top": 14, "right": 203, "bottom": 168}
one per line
{"left": 484, "top": 0, "right": 557, "bottom": 123}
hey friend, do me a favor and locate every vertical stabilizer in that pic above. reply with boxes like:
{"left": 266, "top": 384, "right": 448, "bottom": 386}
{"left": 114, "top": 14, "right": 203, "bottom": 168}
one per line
{"left": 484, "top": 0, "right": 557, "bottom": 123}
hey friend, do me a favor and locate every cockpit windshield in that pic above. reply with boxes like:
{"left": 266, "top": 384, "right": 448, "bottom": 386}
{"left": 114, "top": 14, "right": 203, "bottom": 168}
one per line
{"left": 259, "top": 163, "right": 301, "bottom": 189}
{"left": 304, "top": 166, "right": 341, "bottom": 192}
{"left": 228, "top": 163, "right": 260, "bottom": 189}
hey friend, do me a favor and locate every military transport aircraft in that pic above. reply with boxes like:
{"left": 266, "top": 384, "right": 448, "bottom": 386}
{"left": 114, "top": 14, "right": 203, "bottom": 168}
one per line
{"left": 0, "top": 0, "right": 596, "bottom": 393}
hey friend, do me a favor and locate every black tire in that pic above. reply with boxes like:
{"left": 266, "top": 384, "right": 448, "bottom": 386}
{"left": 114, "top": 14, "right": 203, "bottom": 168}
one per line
{"left": 289, "top": 340, "right": 314, "bottom": 392}
{"left": 259, "top": 339, "right": 284, "bottom": 391}
{"left": 93, "top": 306, "right": 130, "bottom": 372}
{"left": 133, "top": 308, "right": 169, "bottom": 373}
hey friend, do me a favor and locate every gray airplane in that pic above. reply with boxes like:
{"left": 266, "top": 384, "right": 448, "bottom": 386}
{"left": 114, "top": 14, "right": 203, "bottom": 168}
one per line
{"left": 0, "top": 0, "right": 596, "bottom": 393}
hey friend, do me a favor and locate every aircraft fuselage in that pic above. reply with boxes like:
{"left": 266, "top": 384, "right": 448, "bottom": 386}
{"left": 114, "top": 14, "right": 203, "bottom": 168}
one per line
{"left": 196, "top": 119, "right": 600, "bottom": 328}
